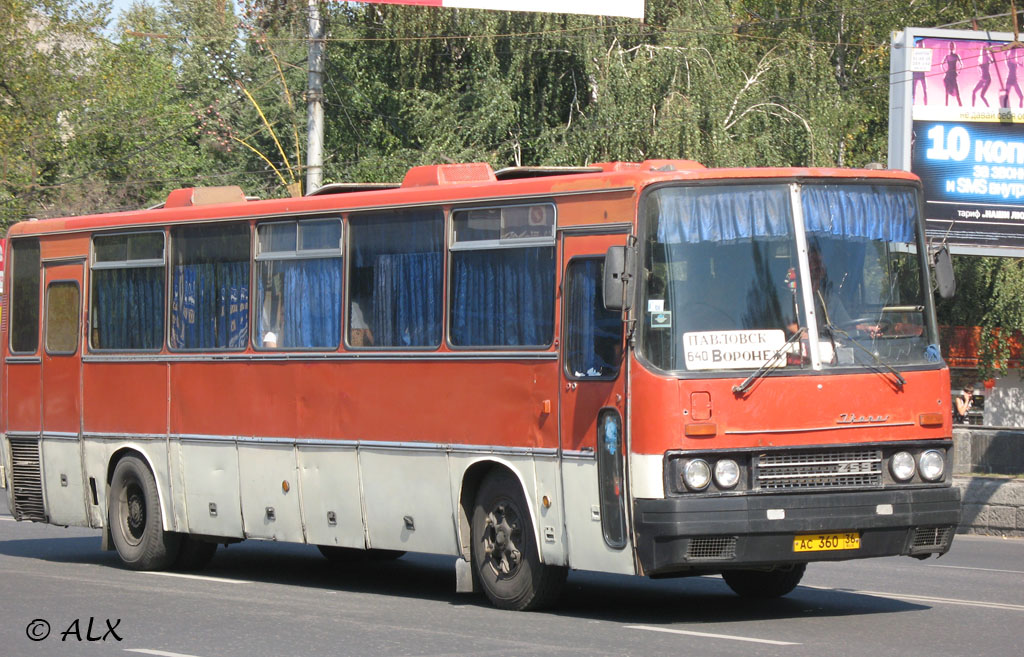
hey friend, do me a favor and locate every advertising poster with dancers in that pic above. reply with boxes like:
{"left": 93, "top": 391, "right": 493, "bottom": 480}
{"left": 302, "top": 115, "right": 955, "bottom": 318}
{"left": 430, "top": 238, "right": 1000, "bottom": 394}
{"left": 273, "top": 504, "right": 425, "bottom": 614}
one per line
{"left": 892, "top": 28, "right": 1024, "bottom": 253}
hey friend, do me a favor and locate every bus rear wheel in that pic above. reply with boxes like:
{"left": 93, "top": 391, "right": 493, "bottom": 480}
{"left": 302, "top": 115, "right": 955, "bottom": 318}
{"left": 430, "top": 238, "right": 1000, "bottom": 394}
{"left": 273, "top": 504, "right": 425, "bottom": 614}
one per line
{"left": 470, "top": 470, "right": 566, "bottom": 611}
{"left": 721, "top": 563, "right": 806, "bottom": 598}
{"left": 108, "top": 456, "right": 180, "bottom": 570}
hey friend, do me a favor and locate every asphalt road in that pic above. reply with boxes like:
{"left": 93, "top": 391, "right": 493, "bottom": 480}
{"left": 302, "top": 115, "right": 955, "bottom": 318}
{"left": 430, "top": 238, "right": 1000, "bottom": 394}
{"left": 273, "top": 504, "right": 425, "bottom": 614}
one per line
{"left": 1, "top": 512, "right": 1022, "bottom": 657}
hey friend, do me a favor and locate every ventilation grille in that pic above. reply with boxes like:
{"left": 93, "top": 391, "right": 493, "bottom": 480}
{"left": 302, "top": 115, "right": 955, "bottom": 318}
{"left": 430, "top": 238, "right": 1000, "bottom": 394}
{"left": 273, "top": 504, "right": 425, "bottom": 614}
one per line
{"left": 912, "top": 526, "right": 953, "bottom": 550}
{"left": 686, "top": 536, "right": 737, "bottom": 561}
{"left": 8, "top": 437, "right": 46, "bottom": 522}
{"left": 756, "top": 449, "right": 883, "bottom": 491}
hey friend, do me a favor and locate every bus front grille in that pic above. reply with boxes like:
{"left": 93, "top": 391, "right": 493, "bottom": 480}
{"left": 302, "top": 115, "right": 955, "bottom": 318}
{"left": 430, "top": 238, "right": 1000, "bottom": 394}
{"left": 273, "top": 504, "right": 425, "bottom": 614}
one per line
{"left": 755, "top": 449, "right": 883, "bottom": 491}
{"left": 7, "top": 437, "right": 46, "bottom": 522}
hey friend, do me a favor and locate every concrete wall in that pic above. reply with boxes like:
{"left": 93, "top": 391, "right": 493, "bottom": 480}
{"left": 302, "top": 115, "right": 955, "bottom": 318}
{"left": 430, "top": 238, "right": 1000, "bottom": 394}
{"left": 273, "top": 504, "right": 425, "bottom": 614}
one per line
{"left": 951, "top": 428, "right": 1023, "bottom": 536}
{"left": 955, "top": 477, "right": 1024, "bottom": 537}
{"left": 952, "top": 427, "right": 1024, "bottom": 475}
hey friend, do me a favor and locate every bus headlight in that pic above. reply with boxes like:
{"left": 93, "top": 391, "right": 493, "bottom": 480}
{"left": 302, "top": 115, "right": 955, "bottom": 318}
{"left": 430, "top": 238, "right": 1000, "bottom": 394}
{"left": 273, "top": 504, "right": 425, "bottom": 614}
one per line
{"left": 713, "top": 459, "right": 740, "bottom": 489}
{"left": 919, "top": 450, "right": 945, "bottom": 481}
{"left": 890, "top": 451, "right": 916, "bottom": 481}
{"left": 682, "top": 459, "right": 711, "bottom": 491}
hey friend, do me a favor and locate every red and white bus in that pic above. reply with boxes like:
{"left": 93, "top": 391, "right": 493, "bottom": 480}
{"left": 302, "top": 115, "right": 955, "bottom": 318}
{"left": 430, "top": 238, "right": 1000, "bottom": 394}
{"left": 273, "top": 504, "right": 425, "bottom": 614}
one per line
{"left": 0, "top": 161, "right": 961, "bottom": 610}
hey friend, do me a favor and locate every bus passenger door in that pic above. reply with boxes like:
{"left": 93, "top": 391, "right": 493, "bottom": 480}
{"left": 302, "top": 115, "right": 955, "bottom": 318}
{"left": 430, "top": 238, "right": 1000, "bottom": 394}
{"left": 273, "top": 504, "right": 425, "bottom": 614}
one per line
{"left": 40, "top": 261, "right": 88, "bottom": 526}
{"left": 559, "top": 234, "right": 634, "bottom": 575}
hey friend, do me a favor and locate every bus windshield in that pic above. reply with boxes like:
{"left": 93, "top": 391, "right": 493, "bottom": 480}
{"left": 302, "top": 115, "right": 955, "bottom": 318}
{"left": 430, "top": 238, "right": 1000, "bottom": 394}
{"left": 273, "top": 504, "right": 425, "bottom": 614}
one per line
{"left": 640, "top": 182, "right": 937, "bottom": 374}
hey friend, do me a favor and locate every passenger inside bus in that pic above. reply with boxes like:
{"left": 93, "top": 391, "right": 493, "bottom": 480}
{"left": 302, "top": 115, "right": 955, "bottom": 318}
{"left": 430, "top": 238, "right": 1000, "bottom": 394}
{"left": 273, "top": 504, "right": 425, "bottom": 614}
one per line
{"left": 349, "top": 298, "right": 374, "bottom": 346}
{"left": 260, "top": 273, "right": 284, "bottom": 348}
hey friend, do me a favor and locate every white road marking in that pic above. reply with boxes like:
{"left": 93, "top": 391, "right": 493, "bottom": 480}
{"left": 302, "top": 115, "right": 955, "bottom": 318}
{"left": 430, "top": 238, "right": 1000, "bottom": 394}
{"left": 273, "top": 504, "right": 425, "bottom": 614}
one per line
{"left": 140, "top": 571, "right": 252, "bottom": 585}
{"left": 626, "top": 625, "right": 799, "bottom": 646}
{"left": 928, "top": 563, "right": 1024, "bottom": 575}
{"left": 0, "top": 516, "right": 16, "bottom": 521}
{"left": 125, "top": 649, "right": 206, "bottom": 657}
{"left": 804, "top": 585, "right": 1024, "bottom": 611}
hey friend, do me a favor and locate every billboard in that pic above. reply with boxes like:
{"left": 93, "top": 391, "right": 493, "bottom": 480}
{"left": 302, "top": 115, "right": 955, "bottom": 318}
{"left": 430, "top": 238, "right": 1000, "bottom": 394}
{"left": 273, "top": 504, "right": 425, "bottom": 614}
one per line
{"left": 890, "top": 28, "right": 1024, "bottom": 255}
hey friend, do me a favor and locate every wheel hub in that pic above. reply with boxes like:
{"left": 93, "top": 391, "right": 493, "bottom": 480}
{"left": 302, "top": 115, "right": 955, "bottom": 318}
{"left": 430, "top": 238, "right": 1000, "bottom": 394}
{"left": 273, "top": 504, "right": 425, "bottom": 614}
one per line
{"left": 483, "top": 503, "right": 522, "bottom": 577}
{"left": 122, "top": 484, "right": 146, "bottom": 543}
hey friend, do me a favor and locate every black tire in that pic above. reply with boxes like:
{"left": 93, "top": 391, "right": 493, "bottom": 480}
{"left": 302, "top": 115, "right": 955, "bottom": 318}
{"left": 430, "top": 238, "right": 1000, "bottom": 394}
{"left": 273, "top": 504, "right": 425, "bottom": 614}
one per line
{"left": 173, "top": 536, "right": 217, "bottom": 571}
{"left": 721, "top": 563, "right": 807, "bottom": 598}
{"left": 471, "top": 470, "right": 566, "bottom": 611}
{"left": 108, "top": 456, "right": 181, "bottom": 570}
{"left": 318, "top": 545, "right": 406, "bottom": 562}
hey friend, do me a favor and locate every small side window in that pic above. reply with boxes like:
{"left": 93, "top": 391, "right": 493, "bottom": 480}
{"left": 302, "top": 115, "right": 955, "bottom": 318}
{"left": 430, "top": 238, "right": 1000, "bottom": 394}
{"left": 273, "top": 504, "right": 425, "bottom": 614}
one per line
{"left": 10, "top": 238, "right": 41, "bottom": 354}
{"left": 597, "top": 409, "right": 627, "bottom": 549}
{"left": 46, "top": 281, "right": 80, "bottom": 355}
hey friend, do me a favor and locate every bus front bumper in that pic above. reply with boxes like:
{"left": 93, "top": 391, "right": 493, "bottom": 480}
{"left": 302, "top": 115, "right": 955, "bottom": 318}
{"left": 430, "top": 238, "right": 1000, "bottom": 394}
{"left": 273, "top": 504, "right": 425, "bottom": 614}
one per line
{"left": 633, "top": 485, "right": 961, "bottom": 576}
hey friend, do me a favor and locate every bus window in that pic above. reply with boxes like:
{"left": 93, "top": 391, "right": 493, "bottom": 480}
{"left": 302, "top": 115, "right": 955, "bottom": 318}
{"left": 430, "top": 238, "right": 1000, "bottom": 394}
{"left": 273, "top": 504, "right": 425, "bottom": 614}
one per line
{"left": 255, "top": 219, "right": 342, "bottom": 350}
{"left": 449, "top": 203, "right": 555, "bottom": 347}
{"left": 46, "top": 281, "right": 80, "bottom": 355}
{"left": 597, "top": 409, "right": 627, "bottom": 548}
{"left": 10, "top": 238, "right": 40, "bottom": 354}
{"left": 91, "top": 231, "right": 165, "bottom": 350}
{"left": 347, "top": 209, "right": 443, "bottom": 348}
{"left": 169, "top": 223, "right": 250, "bottom": 350}
{"left": 564, "top": 258, "right": 622, "bottom": 378}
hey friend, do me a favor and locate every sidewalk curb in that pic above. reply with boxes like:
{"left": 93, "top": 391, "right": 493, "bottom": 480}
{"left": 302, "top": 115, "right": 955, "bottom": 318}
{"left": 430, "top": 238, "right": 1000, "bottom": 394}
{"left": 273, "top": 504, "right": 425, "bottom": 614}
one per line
{"left": 954, "top": 476, "right": 1024, "bottom": 537}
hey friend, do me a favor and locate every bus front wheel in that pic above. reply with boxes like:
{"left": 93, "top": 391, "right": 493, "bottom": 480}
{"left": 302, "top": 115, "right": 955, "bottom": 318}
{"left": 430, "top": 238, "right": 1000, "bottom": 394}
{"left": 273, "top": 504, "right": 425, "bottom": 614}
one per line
{"left": 470, "top": 470, "right": 566, "bottom": 611}
{"left": 721, "top": 563, "right": 806, "bottom": 598}
{"left": 108, "top": 456, "right": 180, "bottom": 570}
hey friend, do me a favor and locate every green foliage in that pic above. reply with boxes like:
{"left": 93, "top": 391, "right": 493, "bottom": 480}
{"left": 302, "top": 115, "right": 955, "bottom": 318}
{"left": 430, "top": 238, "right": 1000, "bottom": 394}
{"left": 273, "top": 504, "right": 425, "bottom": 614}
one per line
{"left": 937, "top": 256, "right": 1024, "bottom": 379}
{"left": 2, "top": 0, "right": 1024, "bottom": 381}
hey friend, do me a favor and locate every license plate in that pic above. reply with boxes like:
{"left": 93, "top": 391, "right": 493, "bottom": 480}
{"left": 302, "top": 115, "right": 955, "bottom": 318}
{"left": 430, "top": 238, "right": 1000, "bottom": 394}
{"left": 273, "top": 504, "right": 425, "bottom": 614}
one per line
{"left": 793, "top": 532, "right": 860, "bottom": 552}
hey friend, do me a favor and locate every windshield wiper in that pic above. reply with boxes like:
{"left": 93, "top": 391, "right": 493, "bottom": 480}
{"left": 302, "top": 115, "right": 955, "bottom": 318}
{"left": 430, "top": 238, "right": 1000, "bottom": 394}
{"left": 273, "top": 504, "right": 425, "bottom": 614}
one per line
{"left": 732, "top": 327, "right": 806, "bottom": 395}
{"left": 826, "top": 323, "right": 906, "bottom": 389}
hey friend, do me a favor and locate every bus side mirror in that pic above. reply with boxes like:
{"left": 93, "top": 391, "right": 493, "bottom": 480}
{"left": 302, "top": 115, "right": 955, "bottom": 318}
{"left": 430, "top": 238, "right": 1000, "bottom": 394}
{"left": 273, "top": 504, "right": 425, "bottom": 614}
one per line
{"left": 603, "top": 245, "right": 636, "bottom": 312}
{"left": 933, "top": 245, "right": 956, "bottom": 299}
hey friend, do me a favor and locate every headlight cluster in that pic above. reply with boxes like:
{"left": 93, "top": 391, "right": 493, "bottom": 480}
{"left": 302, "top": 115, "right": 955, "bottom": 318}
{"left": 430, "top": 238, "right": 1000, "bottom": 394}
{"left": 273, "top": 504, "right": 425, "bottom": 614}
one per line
{"left": 682, "top": 457, "right": 740, "bottom": 491}
{"left": 889, "top": 449, "right": 946, "bottom": 482}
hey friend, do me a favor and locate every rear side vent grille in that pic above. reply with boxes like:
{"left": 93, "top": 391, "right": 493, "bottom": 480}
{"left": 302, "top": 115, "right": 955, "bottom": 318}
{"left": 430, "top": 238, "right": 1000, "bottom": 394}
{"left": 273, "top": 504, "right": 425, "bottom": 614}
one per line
{"left": 8, "top": 437, "right": 46, "bottom": 522}
{"left": 686, "top": 536, "right": 737, "bottom": 561}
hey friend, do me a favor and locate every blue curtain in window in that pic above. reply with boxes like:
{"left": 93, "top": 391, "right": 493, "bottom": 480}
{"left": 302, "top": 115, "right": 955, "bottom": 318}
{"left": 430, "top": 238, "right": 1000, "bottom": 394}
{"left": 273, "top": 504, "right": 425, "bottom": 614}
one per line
{"left": 350, "top": 209, "right": 443, "bottom": 347}
{"left": 281, "top": 259, "right": 341, "bottom": 348}
{"left": 566, "top": 261, "right": 597, "bottom": 375}
{"left": 351, "top": 210, "right": 443, "bottom": 267}
{"left": 451, "top": 247, "right": 555, "bottom": 346}
{"left": 801, "top": 184, "right": 917, "bottom": 243}
{"left": 565, "top": 260, "right": 622, "bottom": 376}
{"left": 93, "top": 268, "right": 163, "bottom": 349}
{"left": 656, "top": 186, "right": 792, "bottom": 244}
{"left": 171, "top": 262, "right": 249, "bottom": 349}
{"left": 372, "top": 252, "right": 442, "bottom": 346}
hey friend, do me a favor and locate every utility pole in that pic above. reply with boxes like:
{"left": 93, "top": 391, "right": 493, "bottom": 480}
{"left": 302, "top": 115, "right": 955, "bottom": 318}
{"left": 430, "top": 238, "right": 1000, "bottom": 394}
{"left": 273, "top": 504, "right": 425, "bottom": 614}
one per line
{"left": 306, "top": 0, "right": 325, "bottom": 193}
